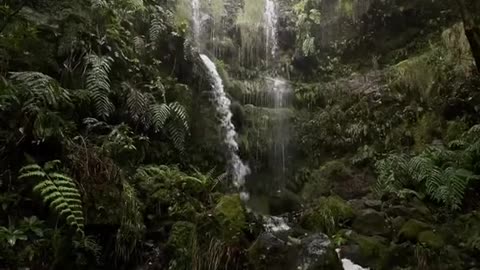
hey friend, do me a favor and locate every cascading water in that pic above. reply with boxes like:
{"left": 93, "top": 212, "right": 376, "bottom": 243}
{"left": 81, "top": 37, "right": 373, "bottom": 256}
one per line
{"left": 264, "top": 0, "right": 279, "bottom": 61}
{"left": 264, "top": 0, "right": 291, "bottom": 189}
{"left": 191, "top": 0, "right": 250, "bottom": 196}
{"left": 191, "top": 0, "right": 201, "bottom": 45}
{"left": 268, "top": 77, "right": 291, "bottom": 188}
{"left": 199, "top": 55, "right": 250, "bottom": 192}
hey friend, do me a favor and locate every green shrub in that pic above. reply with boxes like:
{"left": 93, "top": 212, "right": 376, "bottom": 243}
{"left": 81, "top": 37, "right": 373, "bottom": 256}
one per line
{"left": 214, "top": 195, "right": 246, "bottom": 243}
{"left": 301, "top": 196, "right": 355, "bottom": 235}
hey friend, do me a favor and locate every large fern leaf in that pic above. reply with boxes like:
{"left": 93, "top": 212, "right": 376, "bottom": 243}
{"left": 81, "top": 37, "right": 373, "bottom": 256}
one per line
{"left": 126, "top": 86, "right": 148, "bottom": 122}
{"left": 9, "top": 72, "right": 72, "bottom": 109}
{"left": 85, "top": 54, "right": 114, "bottom": 118}
{"left": 19, "top": 161, "right": 84, "bottom": 234}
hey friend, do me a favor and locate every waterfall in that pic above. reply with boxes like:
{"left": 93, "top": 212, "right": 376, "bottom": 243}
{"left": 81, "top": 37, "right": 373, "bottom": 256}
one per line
{"left": 191, "top": 0, "right": 201, "bottom": 45}
{"left": 200, "top": 55, "right": 250, "bottom": 192}
{"left": 264, "top": 0, "right": 279, "bottom": 61}
{"left": 264, "top": 0, "right": 291, "bottom": 188}
{"left": 269, "top": 77, "right": 290, "bottom": 185}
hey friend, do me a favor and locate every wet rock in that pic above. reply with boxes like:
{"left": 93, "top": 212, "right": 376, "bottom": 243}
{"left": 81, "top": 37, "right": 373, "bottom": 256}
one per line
{"left": 341, "top": 232, "right": 388, "bottom": 269}
{"left": 298, "top": 234, "right": 343, "bottom": 270}
{"left": 248, "top": 232, "right": 298, "bottom": 270}
{"left": 352, "top": 209, "right": 390, "bottom": 236}
{"left": 248, "top": 232, "right": 342, "bottom": 270}
{"left": 364, "top": 199, "right": 382, "bottom": 211}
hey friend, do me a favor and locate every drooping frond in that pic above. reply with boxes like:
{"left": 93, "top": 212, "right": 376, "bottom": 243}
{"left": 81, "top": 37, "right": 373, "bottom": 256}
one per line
{"left": 85, "top": 54, "right": 114, "bottom": 118}
{"left": 19, "top": 161, "right": 84, "bottom": 234}
{"left": 148, "top": 103, "right": 170, "bottom": 132}
{"left": 126, "top": 86, "right": 148, "bottom": 122}
{"left": 168, "top": 102, "right": 189, "bottom": 131}
{"left": 166, "top": 118, "right": 186, "bottom": 152}
{"left": 9, "top": 72, "right": 72, "bottom": 110}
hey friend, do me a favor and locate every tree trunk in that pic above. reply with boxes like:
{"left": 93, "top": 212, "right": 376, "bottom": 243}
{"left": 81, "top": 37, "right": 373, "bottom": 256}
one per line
{"left": 456, "top": 0, "right": 480, "bottom": 73}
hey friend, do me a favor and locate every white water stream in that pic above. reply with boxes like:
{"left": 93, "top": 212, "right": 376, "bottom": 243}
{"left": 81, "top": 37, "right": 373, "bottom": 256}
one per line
{"left": 192, "top": 0, "right": 250, "bottom": 194}
{"left": 199, "top": 55, "right": 250, "bottom": 191}
{"left": 264, "top": 0, "right": 279, "bottom": 60}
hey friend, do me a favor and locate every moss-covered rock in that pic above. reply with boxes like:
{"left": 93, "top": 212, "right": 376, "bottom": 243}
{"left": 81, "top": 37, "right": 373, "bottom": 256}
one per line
{"left": 320, "top": 159, "right": 352, "bottom": 179}
{"left": 352, "top": 209, "right": 389, "bottom": 236}
{"left": 301, "top": 196, "right": 355, "bottom": 235}
{"left": 418, "top": 230, "right": 444, "bottom": 249}
{"left": 248, "top": 232, "right": 299, "bottom": 270}
{"left": 398, "top": 219, "right": 432, "bottom": 241}
{"left": 214, "top": 194, "right": 246, "bottom": 242}
{"left": 342, "top": 232, "right": 389, "bottom": 269}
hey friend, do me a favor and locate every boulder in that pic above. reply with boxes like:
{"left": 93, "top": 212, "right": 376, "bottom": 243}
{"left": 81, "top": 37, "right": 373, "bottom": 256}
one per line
{"left": 398, "top": 219, "right": 432, "bottom": 241}
{"left": 297, "top": 234, "right": 343, "bottom": 270}
{"left": 418, "top": 230, "right": 444, "bottom": 249}
{"left": 364, "top": 199, "right": 382, "bottom": 211}
{"left": 248, "top": 232, "right": 299, "bottom": 270}
{"left": 248, "top": 232, "right": 342, "bottom": 270}
{"left": 352, "top": 209, "right": 390, "bottom": 236}
{"left": 340, "top": 232, "right": 389, "bottom": 269}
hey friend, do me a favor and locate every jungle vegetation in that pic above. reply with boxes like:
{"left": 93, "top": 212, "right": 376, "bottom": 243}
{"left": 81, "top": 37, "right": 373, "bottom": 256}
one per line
{"left": 0, "top": 0, "right": 480, "bottom": 269}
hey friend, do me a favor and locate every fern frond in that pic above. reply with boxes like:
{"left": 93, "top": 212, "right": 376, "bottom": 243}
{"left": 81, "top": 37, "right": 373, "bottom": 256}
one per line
{"left": 10, "top": 72, "right": 72, "bottom": 109}
{"left": 19, "top": 162, "right": 84, "bottom": 234}
{"left": 148, "top": 103, "right": 170, "bottom": 132}
{"left": 168, "top": 102, "right": 189, "bottom": 131}
{"left": 126, "top": 86, "right": 148, "bottom": 122}
{"left": 85, "top": 54, "right": 114, "bottom": 118}
{"left": 166, "top": 119, "right": 186, "bottom": 152}
{"left": 149, "top": 16, "right": 167, "bottom": 42}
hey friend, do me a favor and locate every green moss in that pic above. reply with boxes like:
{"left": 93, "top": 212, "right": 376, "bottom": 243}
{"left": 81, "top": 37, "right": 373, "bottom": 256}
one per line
{"left": 352, "top": 234, "right": 387, "bottom": 258}
{"left": 319, "top": 159, "right": 351, "bottom": 180}
{"left": 398, "top": 219, "right": 431, "bottom": 241}
{"left": 418, "top": 230, "right": 444, "bottom": 249}
{"left": 301, "top": 196, "right": 355, "bottom": 235}
{"left": 413, "top": 112, "right": 442, "bottom": 152}
{"left": 301, "top": 175, "right": 332, "bottom": 201}
{"left": 214, "top": 194, "right": 246, "bottom": 242}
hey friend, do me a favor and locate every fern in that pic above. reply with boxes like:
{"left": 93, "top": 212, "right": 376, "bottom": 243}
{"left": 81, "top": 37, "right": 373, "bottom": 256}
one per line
{"left": 9, "top": 72, "right": 72, "bottom": 110}
{"left": 85, "top": 54, "right": 114, "bottom": 118}
{"left": 375, "top": 146, "right": 478, "bottom": 210}
{"left": 149, "top": 16, "right": 167, "bottom": 42}
{"left": 19, "top": 161, "right": 84, "bottom": 234}
{"left": 148, "top": 103, "right": 170, "bottom": 132}
{"left": 125, "top": 85, "right": 148, "bottom": 122}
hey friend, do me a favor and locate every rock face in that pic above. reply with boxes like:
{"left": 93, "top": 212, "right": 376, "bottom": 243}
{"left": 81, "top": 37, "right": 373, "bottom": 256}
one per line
{"left": 248, "top": 232, "right": 342, "bottom": 270}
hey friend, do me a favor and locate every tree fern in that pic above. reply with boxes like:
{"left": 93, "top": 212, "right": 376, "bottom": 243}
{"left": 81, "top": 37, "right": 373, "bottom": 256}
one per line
{"left": 85, "top": 54, "right": 114, "bottom": 118}
{"left": 19, "top": 161, "right": 84, "bottom": 234}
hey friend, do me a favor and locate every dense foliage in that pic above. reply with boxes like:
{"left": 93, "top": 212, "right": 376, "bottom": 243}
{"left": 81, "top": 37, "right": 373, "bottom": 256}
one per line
{"left": 1, "top": 0, "right": 480, "bottom": 269}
